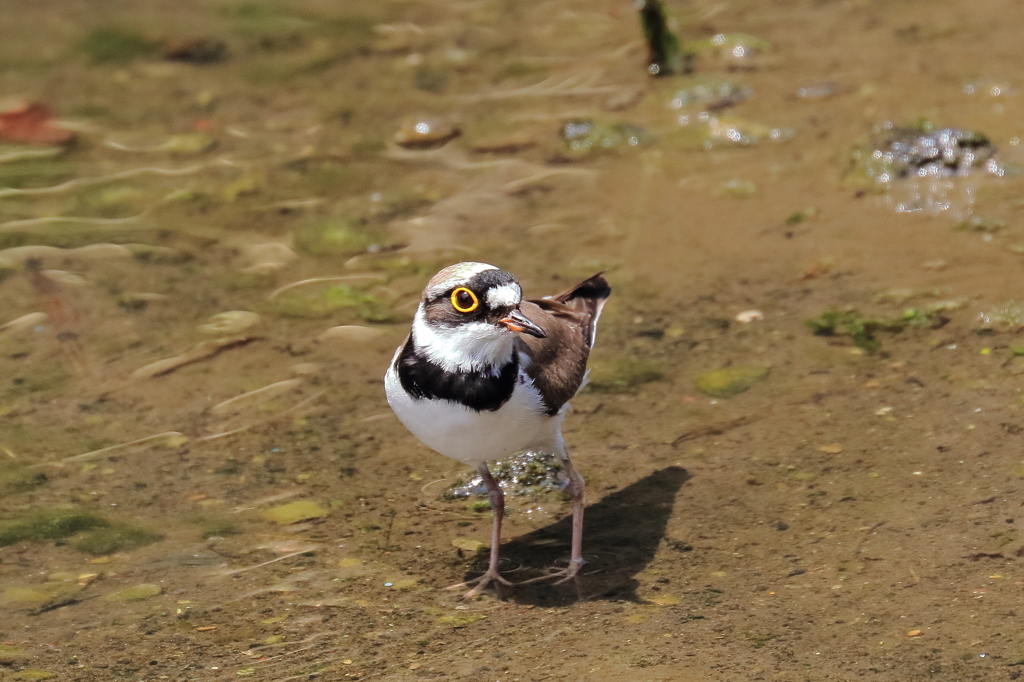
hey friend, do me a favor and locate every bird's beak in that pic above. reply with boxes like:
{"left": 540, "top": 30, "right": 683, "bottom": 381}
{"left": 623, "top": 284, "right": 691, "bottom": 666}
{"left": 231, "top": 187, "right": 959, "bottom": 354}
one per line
{"left": 498, "top": 309, "right": 546, "bottom": 338}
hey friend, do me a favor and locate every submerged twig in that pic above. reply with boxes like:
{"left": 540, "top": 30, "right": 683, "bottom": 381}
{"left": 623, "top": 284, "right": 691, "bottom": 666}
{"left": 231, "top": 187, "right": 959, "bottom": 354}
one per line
{"left": 671, "top": 413, "right": 763, "bottom": 447}
{"left": 27, "top": 262, "right": 92, "bottom": 376}
{"left": 0, "top": 311, "right": 48, "bottom": 336}
{"left": 267, "top": 275, "right": 384, "bottom": 300}
{"left": 49, "top": 431, "right": 185, "bottom": 465}
{"left": 414, "top": 503, "right": 478, "bottom": 520}
{"left": 131, "top": 336, "right": 261, "bottom": 379}
{"left": 639, "top": 0, "right": 692, "bottom": 76}
{"left": 199, "top": 390, "right": 326, "bottom": 441}
{"left": 906, "top": 564, "right": 920, "bottom": 587}
{"left": 250, "top": 198, "right": 326, "bottom": 211}
{"left": 420, "top": 477, "right": 455, "bottom": 496}
{"left": 212, "top": 547, "right": 321, "bottom": 577}
{"left": 210, "top": 378, "right": 304, "bottom": 416}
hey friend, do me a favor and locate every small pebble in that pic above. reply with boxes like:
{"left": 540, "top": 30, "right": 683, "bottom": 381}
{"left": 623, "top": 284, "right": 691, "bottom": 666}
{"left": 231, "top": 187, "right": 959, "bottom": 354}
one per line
{"left": 261, "top": 500, "right": 328, "bottom": 525}
{"left": 104, "top": 583, "right": 162, "bottom": 602}
{"left": 451, "top": 538, "right": 486, "bottom": 552}
{"left": 735, "top": 309, "right": 763, "bottom": 323}
{"left": 290, "top": 362, "right": 321, "bottom": 377}
{"left": 393, "top": 118, "right": 460, "bottom": 149}
{"left": 317, "top": 325, "right": 382, "bottom": 343}
{"left": 197, "top": 310, "right": 260, "bottom": 335}
{"left": 241, "top": 242, "right": 297, "bottom": 273}
{"left": 40, "top": 270, "right": 88, "bottom": 286}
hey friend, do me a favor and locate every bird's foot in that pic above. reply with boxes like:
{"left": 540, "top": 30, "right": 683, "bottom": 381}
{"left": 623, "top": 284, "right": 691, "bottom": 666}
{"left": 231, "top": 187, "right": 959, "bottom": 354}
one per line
{"left": 447, "top": 567, "right": 513, "bottom": 598}
{"left": 514, "top": 558, "right": 585, "bottom": 586}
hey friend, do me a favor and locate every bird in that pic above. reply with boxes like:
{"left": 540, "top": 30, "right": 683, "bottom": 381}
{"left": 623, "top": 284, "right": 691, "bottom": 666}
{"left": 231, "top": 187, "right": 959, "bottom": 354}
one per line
{"left": 384, "top": 262, "right": 610, "bottom": 596}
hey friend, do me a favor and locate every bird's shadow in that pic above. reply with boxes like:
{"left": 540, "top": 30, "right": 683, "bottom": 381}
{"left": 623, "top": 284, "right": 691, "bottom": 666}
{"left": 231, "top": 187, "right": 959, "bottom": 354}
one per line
{"left": 463, "top": 465, "right": 690, "bottom": 605}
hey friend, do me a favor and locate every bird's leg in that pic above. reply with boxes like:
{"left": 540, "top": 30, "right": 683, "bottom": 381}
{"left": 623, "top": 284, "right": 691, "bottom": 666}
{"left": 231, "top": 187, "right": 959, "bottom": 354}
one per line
{"left": 447, "top": 463, "right": 513, "bottom": 598}
{"left": 515, "top": 453, "right": 586, "bottom": 585}
{"left": 561, "top": 457, "right": 586, "bottom": 583}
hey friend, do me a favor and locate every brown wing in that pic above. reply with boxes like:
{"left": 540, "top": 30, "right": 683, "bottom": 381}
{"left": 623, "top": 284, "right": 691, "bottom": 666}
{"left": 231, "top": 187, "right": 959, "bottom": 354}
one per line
{"left": 516, "top": 273, "right": 610, "bottom": 415}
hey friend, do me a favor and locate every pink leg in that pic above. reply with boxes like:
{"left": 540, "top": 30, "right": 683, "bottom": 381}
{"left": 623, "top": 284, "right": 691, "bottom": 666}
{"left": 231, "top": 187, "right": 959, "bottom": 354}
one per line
{"left": 447, "top": 463, "right": 513, "bottom": 597}
{"left": 516, "top": 454, "right": 586, "bottom": 585}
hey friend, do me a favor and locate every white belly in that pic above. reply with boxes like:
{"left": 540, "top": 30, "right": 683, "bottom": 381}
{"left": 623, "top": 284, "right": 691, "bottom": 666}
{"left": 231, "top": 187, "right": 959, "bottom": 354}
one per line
{"left": 384, "top": 362, "right": 562, "bottom": 465}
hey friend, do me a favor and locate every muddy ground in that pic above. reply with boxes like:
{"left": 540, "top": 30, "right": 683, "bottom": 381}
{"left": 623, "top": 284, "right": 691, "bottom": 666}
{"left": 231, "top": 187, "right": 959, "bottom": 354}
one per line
{"left": 2, "top": 0, "right": 1024, "bottom": 680}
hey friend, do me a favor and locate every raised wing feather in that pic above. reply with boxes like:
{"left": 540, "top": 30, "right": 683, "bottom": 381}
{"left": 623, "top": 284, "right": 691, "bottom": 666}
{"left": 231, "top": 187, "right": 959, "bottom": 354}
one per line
{"left": 516, "top": 273, "right": 610, "bottom": 415}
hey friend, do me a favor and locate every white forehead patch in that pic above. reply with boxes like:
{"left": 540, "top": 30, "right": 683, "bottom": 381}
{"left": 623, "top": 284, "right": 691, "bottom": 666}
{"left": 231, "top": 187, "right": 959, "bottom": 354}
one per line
{"left": 424, "top": 262, "right": 498, "bottom": 300}
{"left": 486, "top": 283, "right": 521, "bottom": 308}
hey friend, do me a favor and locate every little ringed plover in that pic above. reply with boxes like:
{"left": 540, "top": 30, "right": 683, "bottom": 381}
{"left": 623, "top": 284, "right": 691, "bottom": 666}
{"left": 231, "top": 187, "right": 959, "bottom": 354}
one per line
{"left": 384, "top": 262, "right": 610, "bottom": 596}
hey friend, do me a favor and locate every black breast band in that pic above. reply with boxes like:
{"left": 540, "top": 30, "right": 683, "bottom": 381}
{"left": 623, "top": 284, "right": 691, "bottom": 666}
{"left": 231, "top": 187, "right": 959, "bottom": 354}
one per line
{"left": 396, "top": 339, "right": 519, "bottom": 412}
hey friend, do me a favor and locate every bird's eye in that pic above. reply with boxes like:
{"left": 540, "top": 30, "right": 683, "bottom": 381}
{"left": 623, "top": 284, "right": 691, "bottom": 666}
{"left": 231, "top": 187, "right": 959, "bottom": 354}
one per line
{"left": 450, "top": 287, "right": 479, "bottom": 313}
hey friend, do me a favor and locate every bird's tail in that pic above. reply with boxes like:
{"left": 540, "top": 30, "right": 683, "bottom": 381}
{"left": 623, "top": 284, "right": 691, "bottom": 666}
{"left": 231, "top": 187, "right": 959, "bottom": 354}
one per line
{"left": 551, "top": 273, "right": 610, "bottom": 348}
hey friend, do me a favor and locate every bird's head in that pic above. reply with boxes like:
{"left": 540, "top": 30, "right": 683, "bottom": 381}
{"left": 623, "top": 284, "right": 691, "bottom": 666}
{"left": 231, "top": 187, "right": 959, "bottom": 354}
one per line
{"left": 412, "top": 262, "right": 545, "bottom": 373}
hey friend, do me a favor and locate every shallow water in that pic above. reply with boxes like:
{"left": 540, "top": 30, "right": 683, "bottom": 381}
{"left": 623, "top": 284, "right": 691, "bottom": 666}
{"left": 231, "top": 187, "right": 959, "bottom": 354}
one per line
{"left": 3, "top": 0, "right": 1024, "bottom": 680}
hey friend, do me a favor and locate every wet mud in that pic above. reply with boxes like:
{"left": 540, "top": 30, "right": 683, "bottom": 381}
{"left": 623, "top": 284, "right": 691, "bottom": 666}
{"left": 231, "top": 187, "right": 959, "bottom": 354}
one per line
{"left": 3, "top": 0, "right": 1024, "bottom": 680}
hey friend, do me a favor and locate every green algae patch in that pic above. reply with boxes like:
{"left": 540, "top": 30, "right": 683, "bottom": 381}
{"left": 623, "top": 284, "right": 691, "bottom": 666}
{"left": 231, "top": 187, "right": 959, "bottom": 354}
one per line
{"left": 73, "top": 523, "right": 163, "bottom": 555}
{"left": 0, "top": 510, "right": 108, "bottom": 547}
{"left": 466, "top": 499, "right": 492, "bottom": 513}
{"left": 293, "top": 218, "right": 382, "bottom": 257}
{"left": 261, "top": 500, "right": 328, "bottom": 525}
{"left": 436, "top": 614, "right": 487, "bottom": 627}
{"left": 694, "top": 365, "right": 770, "bottom": 398}
{"left": 76, "top": 184, "right": 146, "bottom": 218}
{"left": 587, "top": 357, "right": 664, "bottom": 393}
{"left": 271, "top": 284, "right": 394, "bottom": 322}
{"left": 199, "top": 517, "right": 240, "bottom": 539}
{"left": 0, "top": 465, "right": 48, "bottom": 495}
{"left": 161, "top": 133, "right": 217, "bottom": 155}
{"left": 0, "top": 644, "right": 29, "bottom": 663}
{"left": 0, "top": 158, "right": 75, "bottom": 190}
{"left": 805, "top": 308, "right": 942, "bottom": 352}
{"left": 1, "top": 582, "right": 81, "bottom": 605}
{"left": 104, "top": 583, "right": 162, "bottom": 602}
{"left": 79, "top": 27, "right": 159, "bottom": 64}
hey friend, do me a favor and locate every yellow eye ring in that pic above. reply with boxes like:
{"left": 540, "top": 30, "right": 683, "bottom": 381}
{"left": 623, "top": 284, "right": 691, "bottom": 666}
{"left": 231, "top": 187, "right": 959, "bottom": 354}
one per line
{"left": 450, "top": 287, "right": 479, "bottom": 313}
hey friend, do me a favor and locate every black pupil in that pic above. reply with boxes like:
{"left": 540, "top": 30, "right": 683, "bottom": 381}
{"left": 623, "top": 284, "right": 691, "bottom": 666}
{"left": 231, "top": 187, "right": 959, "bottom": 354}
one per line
{"left": 456, "top": 290, "right": 474, "bottom": 309}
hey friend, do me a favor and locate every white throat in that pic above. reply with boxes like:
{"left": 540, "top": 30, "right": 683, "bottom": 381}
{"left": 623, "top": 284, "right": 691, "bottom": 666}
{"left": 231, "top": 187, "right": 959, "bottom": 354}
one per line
{"left": 412, "top": 305, "right": 515, "bottom": 374}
